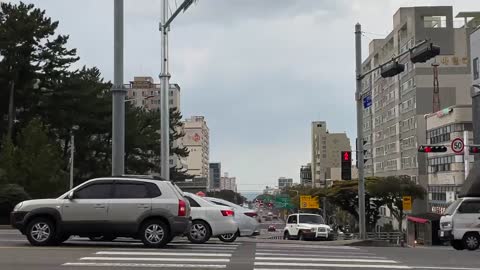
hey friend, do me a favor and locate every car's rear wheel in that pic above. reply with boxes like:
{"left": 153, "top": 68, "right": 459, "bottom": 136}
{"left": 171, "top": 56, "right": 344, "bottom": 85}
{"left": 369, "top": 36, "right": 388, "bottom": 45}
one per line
{"left": 188, "top": 220, "right": 211, "bottom": 244}
{"left": 218, "top": 231, "right": 239, "bottom": 242}
{"left": 139, "top": 219, "right": 170, "bottom": 248}
{"left": 26, "top": 218, "right": 56, "bottom": 246}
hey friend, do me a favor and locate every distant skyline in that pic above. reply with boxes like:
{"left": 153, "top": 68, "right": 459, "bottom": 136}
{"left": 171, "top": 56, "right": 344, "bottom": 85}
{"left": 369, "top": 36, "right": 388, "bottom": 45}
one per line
{"left": 17, "top": 0, "right": 480, "bottom": 192}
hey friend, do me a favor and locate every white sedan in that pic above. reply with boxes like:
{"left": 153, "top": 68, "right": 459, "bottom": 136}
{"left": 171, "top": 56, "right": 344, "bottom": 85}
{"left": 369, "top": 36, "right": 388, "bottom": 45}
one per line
{"left": 183, "top": 192, "right": 238, "bottom": 244}
{"left": 204, "top": 197, "right": 260, "bottom": 241}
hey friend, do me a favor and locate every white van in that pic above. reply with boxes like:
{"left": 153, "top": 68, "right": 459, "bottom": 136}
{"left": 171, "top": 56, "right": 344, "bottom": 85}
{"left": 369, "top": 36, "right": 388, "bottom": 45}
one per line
{"left": 439, "top": 197, "right": 480, "bottom": 250}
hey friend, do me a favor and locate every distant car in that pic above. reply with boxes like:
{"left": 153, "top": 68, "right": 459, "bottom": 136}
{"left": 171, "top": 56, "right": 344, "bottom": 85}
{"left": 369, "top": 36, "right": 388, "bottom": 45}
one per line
{"left": 283, "top": 213, "right": 333, "bottom": 241}
{"left": 183, "top": 193, "right": 238, "bottom": 244}
{"left": 204, "top": 197, "right": 260, "bottom": 241}
{"left": 267, "top": 212, "right": 273, "bottom": 216}
{"left": 268, "top": 225, "right": 276, "bottom": 232}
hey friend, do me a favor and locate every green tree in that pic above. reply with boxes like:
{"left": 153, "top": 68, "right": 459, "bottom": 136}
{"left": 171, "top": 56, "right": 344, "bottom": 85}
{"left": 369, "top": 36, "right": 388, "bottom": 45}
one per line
{"left": 207, "top": 190, "right": 245, "bottom": 205}
{"left": 0, "top": 184, "right": 30, "bottom": 223}
{"left": 0, "top": 2, "right": 78, "bottom": 139}
{"left": 368, "top": 175, "right": 425, "bottom": 231}
{"left": 169, "top": 108, "right": 193, "bottom": 182}
{"left": 14, "top": 118, "right": 67, "bottom": 198}
{"left": 0, "top": 136, "right": 17, "bottom": 184}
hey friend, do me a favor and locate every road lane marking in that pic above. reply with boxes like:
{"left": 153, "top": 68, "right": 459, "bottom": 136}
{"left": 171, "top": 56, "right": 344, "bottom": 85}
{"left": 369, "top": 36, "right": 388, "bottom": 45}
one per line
{"left": 63, "top": 262, "right": 226, "bottom": 268}
{"left": 254, "top": 262, "right": 410, "bottom": 269}
{"left": 255, "top": 252, "right": 386, "bottom": 259}
{"left": 80, "top": 257, "right": 230, "bottom": 262}
{"left": 255, "top": 257, "right": 397, "bottom": 263}
{"left": 96, "top": 251, "right": 232, "bottom": 257}
{"left": 106, "top": 247, "right": 235, "bottom": 253}
{"left": 411, "top": 267, "right": 480, "bottom": 270}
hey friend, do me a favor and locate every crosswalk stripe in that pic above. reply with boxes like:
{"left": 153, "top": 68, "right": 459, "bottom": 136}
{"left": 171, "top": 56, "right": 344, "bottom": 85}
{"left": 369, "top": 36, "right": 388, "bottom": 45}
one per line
{"left": 106, "top": 247, "right": 236, "bottom": 252}
{"left": 168, "top": 243, "right": 238, "bottom": 248}
{"left": 254, "top": 249, "right": 374, "bottom": 255}
{"left": 255, "top": 257, "right": 397, "bottom": 263}
{"left": 80, "top": 257, "right": 230, "bottom": 263}
{"left": 256, "top": 243, "right": 358, "bottom": 249}
{"left": 255, "top": 252, "right": 386, "bottom": 259}
{"left": 63, "top": 262, "right": 227, "bottom": 268}
{"left": 254, "top": 262, "right": 411, "bottom": 269}
{"left": 96, "top": 251, "right": 232, "bottom": 257}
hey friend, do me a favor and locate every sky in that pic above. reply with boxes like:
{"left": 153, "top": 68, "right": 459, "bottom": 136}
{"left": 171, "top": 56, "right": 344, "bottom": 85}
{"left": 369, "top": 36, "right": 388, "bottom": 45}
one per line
{"left": 12, "top": 0, "right": 480, "bottom": 192}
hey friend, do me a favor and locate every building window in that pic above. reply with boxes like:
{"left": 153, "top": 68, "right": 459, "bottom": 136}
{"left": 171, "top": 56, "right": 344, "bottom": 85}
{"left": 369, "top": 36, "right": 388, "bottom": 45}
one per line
{"left": 474, "top": 57, "right": 479, "bottom": 80}
{"left": 428, "top": 155, "right": 462, "bottom": 173}
{"left": 423, "top": 16, "right": 447, "bottom": 28}
{"left": 133, "top": 91, "right": 136, "bottom": 97}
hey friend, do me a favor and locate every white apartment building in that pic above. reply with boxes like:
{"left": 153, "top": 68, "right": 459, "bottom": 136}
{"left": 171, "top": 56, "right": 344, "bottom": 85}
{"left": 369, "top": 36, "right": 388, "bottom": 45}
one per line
{"left": 278, "top": 177, "right": 293, "bottom": 189}
{"left": 360, "top": 7, "right": 472, "bottom": 210}
{"left": 184, "top": 116, "right": 210, "bottom": 178}
{"left": 220, "top": 173, "right": 237, "bottom": 192}
{"left": 125, "top": 76, "right": 186, "bottom": 170}
{"left": 311, "top": 121, "right": 351, "bottom": 187}
{"left": 425, "top": 105, "right": 473, "bottom": 214}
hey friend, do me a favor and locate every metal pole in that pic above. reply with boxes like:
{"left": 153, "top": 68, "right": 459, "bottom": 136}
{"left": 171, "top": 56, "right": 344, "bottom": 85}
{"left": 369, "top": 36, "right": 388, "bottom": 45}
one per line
{"left": 70, "top": 132, "right": 74, "bottom": 190}
{"left": 112, "top": 0, "right": 126, "bottom": 176}
{"left": 473, "top": 85, "right": 480, "bottom": 161}
{"left": 464, "top": 130, "right": 470, "bottom": 179}
{"left": 355, "top": 23, "right": 367, "bottom": 240}
{"left": 160, "top": 0, "right": 171, "bottom": 180}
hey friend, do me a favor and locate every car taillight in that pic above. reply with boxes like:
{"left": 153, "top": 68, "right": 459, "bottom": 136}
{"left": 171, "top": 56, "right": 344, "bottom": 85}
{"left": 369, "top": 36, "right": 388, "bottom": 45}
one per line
{"left": 244, "top": 212, "right": 258, "bottom": 218}
{"left": 178, "top": 199, "right": 187, "bottom": 217}
{"left": 221, "top": 210, "right": 234, "bottom": 217}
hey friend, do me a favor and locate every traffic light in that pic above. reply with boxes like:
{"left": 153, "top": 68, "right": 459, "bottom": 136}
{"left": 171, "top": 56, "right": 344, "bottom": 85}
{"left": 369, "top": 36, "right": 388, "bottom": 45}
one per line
{"left": 418, "top": 145, "right": 447, "bottom": 153}
{"left": 469, "top": 145, "right": 480, "bottom": 154}
{"left": 341, "top": 151, "right": 352, "bottom": 180}
{"left": 355, "top": 139, "right": 368, "bottom": 168}
{"left": 381, "top": 61, "right": 405, "bottom": 78}
{"left": 410, "top": 43, "right": 441, "bottom": 63}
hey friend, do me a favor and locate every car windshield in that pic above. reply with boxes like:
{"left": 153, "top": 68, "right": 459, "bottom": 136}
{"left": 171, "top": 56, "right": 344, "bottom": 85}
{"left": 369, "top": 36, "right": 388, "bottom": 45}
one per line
{"left": 299, "top": 215, "right": 325, "bottom": 224}
{"left": 444, "top": 199, "right": 462, "bottom": 216}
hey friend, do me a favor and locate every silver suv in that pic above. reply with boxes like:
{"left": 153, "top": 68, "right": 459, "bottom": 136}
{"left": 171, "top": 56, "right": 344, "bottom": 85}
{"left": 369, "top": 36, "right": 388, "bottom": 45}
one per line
{"left": 10, "top": 176, "right": 191, "bottom": 248}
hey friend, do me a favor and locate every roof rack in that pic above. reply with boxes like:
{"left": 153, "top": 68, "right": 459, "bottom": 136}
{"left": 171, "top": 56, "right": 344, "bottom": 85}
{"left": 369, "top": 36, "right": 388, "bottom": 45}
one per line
{"left": 118, "top": 174, "right": 167, "bottom": 181}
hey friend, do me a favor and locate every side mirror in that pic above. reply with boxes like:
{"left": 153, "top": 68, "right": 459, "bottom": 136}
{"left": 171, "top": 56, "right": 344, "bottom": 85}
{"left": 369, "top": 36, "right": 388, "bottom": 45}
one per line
{"left": 67, "top": 191, "right": 75, "bottom": 200}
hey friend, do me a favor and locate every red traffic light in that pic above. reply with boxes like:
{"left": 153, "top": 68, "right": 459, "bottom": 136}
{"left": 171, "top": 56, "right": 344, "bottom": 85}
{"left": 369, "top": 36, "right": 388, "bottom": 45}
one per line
{"left": 341, "top": 151, "right": 351, "bottom": 162}
{"left": 418, "top": 145, "right": 447, "bottom": 153}
{"left": 469, "top": 146, "right": 480, "bottom": 153}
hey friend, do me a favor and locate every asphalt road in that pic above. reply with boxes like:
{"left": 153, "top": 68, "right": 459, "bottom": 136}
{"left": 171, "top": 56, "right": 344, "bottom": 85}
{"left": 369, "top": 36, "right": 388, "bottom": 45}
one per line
{"left": 1, "top": 229, "right": 480, "bottom": 270}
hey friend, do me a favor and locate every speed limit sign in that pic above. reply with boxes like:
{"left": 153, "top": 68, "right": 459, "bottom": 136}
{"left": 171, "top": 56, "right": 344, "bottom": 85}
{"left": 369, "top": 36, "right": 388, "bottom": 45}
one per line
{"left": 451, "top": 138, "right": 464, "bottom": 154}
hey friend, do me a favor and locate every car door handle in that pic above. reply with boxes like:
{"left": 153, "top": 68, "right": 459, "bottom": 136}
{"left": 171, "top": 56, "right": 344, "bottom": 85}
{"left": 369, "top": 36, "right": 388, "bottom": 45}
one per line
{"left": 137, "top": 204, "right": 150, "bottom": 209}
{"left": 94, "top": 204, "right": 105, "bottom": 209}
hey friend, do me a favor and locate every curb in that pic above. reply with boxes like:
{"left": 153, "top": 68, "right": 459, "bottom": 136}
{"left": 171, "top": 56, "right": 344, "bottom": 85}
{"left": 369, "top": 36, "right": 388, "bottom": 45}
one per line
{"left": 348, "top": 240, "right": 393, "bottom": 247}
{"left": 0, "top": 225, "right": 12, "bottom": 230}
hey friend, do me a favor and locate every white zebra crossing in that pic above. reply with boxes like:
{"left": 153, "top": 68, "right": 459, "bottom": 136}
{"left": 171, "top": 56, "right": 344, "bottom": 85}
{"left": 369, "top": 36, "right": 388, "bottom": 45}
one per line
{"left": 62, "top": 241, "right": 241, "bottom": 269}
{"left": 254, "top": 243, "right": 404, "bottom": 269}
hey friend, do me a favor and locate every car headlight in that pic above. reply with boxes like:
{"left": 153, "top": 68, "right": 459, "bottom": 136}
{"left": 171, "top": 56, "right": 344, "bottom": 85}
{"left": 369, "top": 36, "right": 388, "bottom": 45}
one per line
{"left": 441, "top": 222, "right": 452, "bottom": 229}
{"left": 13, "top": 202, "right": 23, "bottom": 211}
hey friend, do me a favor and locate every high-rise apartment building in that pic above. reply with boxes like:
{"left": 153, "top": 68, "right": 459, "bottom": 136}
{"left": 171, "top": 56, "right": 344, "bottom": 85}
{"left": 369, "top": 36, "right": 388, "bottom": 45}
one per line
{"left": 300, "top": 164, "right": 312, "bottom": 186}
{"left": 311, "top": 121, "right": 351, "bottom": 187}
{"left": 125, "top": 76, "right": 181, "bottom": 111}
{"left": 278, "top": 177, "right": 293, "bottom": 189}
{"left": 184, "top": 116, "right": 210, "bottom": 179}
{"left": 125, "top": 76, "right": 186, "bottom": 170}
{"left": 220, "top": 173, "right": 237, "bottom": 192}
{"left": 209, "top": 163, "right": 221, "bottom": 190}
{"left": 360, "top": 7, "right": 472, "bottom": 196}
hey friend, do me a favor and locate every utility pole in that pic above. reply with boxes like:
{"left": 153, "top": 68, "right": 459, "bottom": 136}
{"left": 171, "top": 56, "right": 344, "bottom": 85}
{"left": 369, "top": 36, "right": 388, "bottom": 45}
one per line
{"left": 354, "top": 23, "right": 367, "bottom": 240}
{"left": 160, "top": 0, "right": 171, "bottom": 180}
{"left": 112, "top": 0, "right": 126, "bottom": 176}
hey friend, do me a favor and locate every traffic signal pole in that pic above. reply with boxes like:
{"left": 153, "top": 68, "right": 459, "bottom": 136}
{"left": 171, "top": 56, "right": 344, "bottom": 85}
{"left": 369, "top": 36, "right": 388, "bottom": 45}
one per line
{"left": 354, "top": 23, "right": 367, "bottom": 240}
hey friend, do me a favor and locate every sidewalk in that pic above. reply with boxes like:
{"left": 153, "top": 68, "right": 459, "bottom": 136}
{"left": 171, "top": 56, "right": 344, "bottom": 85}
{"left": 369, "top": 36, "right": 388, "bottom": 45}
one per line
{"left": 0, "top": 225, "right": 12, "bottom": 230}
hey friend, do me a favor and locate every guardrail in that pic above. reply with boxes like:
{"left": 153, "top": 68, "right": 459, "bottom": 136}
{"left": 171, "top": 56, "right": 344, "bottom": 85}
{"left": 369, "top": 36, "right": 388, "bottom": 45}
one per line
{"left": 338, "top": 231, "right": 404, "bottom": 242}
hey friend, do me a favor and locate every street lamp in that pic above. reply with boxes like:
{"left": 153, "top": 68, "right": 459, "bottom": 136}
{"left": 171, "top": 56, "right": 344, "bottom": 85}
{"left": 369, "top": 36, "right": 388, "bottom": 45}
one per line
{"left": 159, "top": 0, "right": 197, "bottom": 180}
{"left": 70, "top": 125, "right": 80, "bottom": 190}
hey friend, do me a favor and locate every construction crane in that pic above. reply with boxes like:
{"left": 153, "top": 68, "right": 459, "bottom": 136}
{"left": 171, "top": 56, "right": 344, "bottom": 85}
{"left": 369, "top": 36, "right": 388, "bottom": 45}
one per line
{"left": 432, "top": 62, "right": 440, "bottom": 113}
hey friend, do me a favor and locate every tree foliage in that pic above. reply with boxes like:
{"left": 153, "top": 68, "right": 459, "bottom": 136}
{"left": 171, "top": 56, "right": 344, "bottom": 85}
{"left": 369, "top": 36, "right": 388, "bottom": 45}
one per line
{"left": 207, "top": 190, "right": 246, "bottom": 205}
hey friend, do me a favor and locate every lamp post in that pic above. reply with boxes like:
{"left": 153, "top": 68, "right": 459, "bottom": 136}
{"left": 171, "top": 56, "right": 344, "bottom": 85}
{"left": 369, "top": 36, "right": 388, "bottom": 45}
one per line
{"left": 159, "top": 0, "right": 197, "bottom": 180}
{"left": 70, "top": 125, "right": 80, "bottom": 190}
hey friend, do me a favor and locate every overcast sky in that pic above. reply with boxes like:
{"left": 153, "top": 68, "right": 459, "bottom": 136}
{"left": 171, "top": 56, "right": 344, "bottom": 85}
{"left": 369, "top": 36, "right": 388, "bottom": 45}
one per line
{"left": 16, "top": 0, "right": 480, "bottom": 192}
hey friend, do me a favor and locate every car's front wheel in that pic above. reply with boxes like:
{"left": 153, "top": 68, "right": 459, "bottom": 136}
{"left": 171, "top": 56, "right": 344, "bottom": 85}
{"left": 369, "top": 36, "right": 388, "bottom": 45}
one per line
{"left": 283, "top": 231, "right": 291, "bottom": 240}
{"left": 26, "top": 218, "right": 56, "bottom": 246}
{"left": 139, "top": 219, "right": 170, "bottom": 248}
{"left": 187, "top": 220, "right": 211, "bottom": 244}
{"left": 218, "top": 231, "right": 239, "bottom": 242}
{"left": 463, "top": 233, "right": 480, "bottom": 251}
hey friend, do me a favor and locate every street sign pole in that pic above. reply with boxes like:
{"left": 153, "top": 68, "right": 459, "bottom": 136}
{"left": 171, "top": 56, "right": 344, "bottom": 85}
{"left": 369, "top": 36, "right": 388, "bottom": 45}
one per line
{"left": 464, "top": 131, "right": 470, "bottom": 179}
